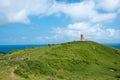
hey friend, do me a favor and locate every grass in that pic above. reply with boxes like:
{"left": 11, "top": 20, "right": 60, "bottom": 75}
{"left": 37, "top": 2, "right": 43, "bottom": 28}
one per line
{"left": 0, "top": 41, "right": 120, "bottom": 80}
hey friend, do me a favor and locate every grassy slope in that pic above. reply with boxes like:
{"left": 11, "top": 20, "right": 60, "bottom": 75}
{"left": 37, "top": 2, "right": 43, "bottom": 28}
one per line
{"left": 0, "top": 41, "right": 120, "bottom": 80}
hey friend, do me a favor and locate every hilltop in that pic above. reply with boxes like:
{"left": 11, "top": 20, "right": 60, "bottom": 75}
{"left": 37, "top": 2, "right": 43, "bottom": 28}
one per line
{"left": 0, "top": 41, "right": 120, "bottom": 80}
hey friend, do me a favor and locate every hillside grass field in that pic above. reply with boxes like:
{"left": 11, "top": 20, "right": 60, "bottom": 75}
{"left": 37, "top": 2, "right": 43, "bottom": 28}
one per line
{"left": 0, "top": 41, "right": 120, "bottom": 80}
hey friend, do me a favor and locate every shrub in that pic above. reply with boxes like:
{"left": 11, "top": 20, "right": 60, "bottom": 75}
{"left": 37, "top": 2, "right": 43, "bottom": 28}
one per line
{"left": 26, "top": 60, "right": 56, "bottom": 75}
{"left": 14, "top": 68, "right": 29, "bottom": 78}
{"left": 115, "top": 75, "right": 120, "bottom": 78}
{"left": 10, "top": 50, "right": 18, "bottom": 54}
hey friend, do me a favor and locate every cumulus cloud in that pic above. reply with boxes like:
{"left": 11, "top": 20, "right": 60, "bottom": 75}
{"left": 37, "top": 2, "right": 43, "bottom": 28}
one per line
{"left": 0, "top": 0, "right": 119, "bottom": 43}
{"left": 96, "top": 0, "right": 120, "bottom": 11}
{"left": 0, "top": 0, "right": 54, "bottom": 24}
{"left": 50, "top": 0, "right": 97, "bottom": 20}
{"left": 48, "top": 0, "right": 119, "bottom": 23}
{"left": 7, "top": 10, "right": 29, "bottom": 24}
{"left": 0, "top": 0, "right": 120, "bottom": 24}
{"left": 51, "top": 22, "right": 120, "bottom": 42}
{"left": 91, "top": 13, "right": 117, "bottom": 23}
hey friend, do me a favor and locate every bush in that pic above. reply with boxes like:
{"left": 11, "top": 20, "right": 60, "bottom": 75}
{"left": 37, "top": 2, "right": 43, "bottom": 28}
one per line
{"left": 48, "top": 44, "right": 55, "bottom": 47}
{"left": 10, "top": 50, "right": 18, "bottom": 54}
{"left": 14, "top": 68, "right": 29, "bottom": 78}
{"left": 26, "top": 60, "right": 56, "bottom": 75}
{"left": 115, "top": 75, "right": 120, "bottom": 78}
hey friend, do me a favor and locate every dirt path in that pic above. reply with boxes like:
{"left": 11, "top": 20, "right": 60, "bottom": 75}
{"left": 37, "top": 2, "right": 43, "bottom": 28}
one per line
{"left": 10, "top": 68, "right": 15, "bottom": 80}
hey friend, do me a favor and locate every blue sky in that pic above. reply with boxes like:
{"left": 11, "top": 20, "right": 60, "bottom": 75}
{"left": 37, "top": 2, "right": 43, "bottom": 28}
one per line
{"left": 0, "top": 0, "right": 120, "bottom": 44}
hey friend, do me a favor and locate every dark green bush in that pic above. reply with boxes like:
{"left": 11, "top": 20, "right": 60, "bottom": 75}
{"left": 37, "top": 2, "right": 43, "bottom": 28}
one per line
{"left": 26, "top": 60, "right": 56, "bottom": 75}
{"left": 14, "top": 68, "right": 29, "bottom": 78}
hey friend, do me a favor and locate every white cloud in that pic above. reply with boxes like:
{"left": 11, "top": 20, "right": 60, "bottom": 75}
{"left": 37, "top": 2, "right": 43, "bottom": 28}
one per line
{"left": 48, "top": 0, "right": 120, "bottom": 22}
{"left": 0, "top": 0, "right": 119, "bottom": 43}
{"left": 51, "top": 1, "right": 96, "bottom": 20}
{"left": 7, "top": 10, "right": 29, "bottom": 24}
{"left": 0, "top": 0, "right": 54, "bottom": 24}
{"left": 91, "top": 13, "right": 117, "bottom": 23}
{"left": 51, "top": 22, "right": 120, "bottom": 42}
{"left": 106, "top": 29, "right": 116, "bottom": 37}
{"left": 68, "top": 22, "right": 90, "bottom": 30}
{"left": 96, "top": 0, "right": 120, "bottom": 11}
{"left": 0, "top": 0, "right": 120, "bottom": 24}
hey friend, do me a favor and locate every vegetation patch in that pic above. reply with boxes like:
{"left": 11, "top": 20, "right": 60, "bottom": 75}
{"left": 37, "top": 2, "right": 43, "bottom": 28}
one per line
{"left": 0, "top": 41, "right": 120, "bottom": 80}
{"left": 14, "top": 68, "right": 29, "bottom": 78}
{"left": 115, "top": 75, "right": 120, "bottom": 78}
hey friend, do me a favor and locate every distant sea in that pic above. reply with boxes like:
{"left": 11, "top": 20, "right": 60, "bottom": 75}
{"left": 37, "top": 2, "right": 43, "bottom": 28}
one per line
{"left": 0, "top": 43, "right": 120, "bottom": 54}
{"left": 0, "top": 44, "right": 47, "bottom": 53}
{"left": 104, "top": 43, "right": 120, "bottom": 49}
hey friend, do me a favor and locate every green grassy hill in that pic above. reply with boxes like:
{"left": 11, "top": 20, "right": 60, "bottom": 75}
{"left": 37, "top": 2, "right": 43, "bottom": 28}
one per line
{"left": 0, "top": 41, "right": 120, "bottom": 80}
